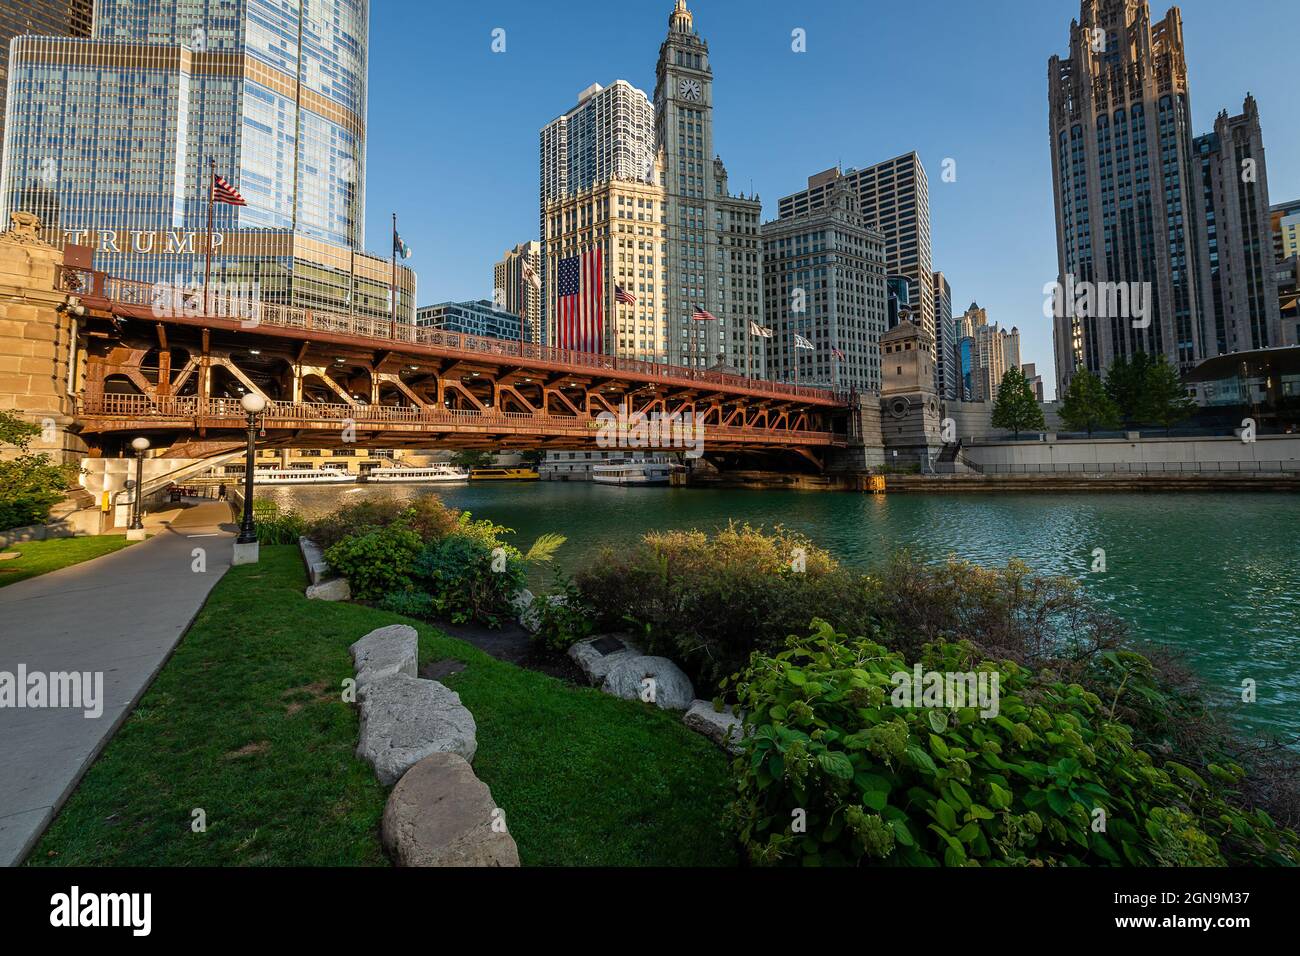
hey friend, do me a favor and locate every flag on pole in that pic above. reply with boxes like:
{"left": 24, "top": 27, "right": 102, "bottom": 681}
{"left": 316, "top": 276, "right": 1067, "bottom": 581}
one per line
{"left": 522, "top": 259, "right": 541, "bottom": 291}
{"left": 557, "top": 247, "right": 604, "bottom": 353}
{"left": 748, "top": 320, "right": 773, "bottom": 338}
{"left": 615, "top": 284, "right": 637, "bottom": 305}
{"left": 211, "top": 173, "right": 247, "bottom": 207}
{"left": 692, "top": 306, "right": 717, "bottom": 322}
{"left": 832, "top": 346, "right": 846, "bottom": 360}
{"left": 393, "top": 229, "right": 412, "bottom": 260}
{"left": 794, "top": 333, "right": 815, "bottom": 351}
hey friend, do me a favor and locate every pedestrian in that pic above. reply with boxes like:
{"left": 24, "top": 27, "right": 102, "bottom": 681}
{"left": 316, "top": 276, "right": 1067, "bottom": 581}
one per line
{"left": 217, "top": 482, "right": 227, "bottom": 501}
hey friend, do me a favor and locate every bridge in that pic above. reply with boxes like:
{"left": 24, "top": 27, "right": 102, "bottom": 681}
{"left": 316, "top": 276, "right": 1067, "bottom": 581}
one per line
{"left": 59, "top": 263, "right": 853, "bottom": 469}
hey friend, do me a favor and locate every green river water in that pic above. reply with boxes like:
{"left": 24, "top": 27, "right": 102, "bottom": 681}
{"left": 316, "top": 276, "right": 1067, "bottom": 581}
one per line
{"left": 259, "top": 482, "right": 1300, "bottom": 740}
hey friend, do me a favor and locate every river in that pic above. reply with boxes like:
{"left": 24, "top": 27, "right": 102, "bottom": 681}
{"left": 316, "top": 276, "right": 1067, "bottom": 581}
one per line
{"left": 257, "top": 481, "right": 1300, "bottom": 740}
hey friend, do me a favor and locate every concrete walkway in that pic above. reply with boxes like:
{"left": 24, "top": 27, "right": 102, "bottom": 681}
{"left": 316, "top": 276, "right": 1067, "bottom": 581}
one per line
{"left": 0, "top": 502, "right": 235, "bottom": 865}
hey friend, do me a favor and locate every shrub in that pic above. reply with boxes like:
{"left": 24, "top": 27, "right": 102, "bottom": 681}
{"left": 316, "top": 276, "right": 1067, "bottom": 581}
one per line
{"left": 308, "top": 499, "right": 421, "bottom": 549}
{"left": 324, "top": 524, "right": 423, "bottom": 600}
{"left": 411, "top": 533, "right": 525, "bottom": 628}
{"left": 575, "top": 523, "right": 876, "bottom": 691}
{"left": 531, "top": 568, "right": 595, "bottom": 652}
{"left": 376, "top": 590, "right": 437, "bottom": 620}
{"left": 0, "top": 411, "right": 79, "bottom": 532}
{"left": 252, "top": 500, "right": 306, "bottom": 545}
{"left": 725, "top": 620, "right": 1300, "bottom": 867}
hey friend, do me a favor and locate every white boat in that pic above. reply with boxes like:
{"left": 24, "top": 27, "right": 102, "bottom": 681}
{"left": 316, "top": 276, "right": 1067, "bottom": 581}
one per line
{"left": 591, "top": 457, "right": 679, "bottom": 486}
{"left": 362, "top": 465, "right": 469, "bottom": 484}
{"left": 233, "top": 467, "right": 357, "bottom": 485}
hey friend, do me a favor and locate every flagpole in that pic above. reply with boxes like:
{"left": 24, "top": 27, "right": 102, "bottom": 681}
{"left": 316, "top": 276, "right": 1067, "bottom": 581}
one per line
{"left": 390, "top": 212, "right": 398, "bottom": 340}
{"left": 204, "top": 157, "right": 215, "bottom": 312}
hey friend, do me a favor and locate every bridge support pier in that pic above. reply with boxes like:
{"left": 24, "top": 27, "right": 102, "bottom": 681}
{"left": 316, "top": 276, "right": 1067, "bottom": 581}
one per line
{"left": 0, "top": 213, "right": 86, "bottom": 466}
{"left": 826, "top": 392, "right": 885, "bottom": 474}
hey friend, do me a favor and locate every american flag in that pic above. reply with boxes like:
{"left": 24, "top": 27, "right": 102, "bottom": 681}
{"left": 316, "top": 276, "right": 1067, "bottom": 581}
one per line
{"left": 793, "top": 333, "right": 815, "bottom": 351}
{"left": 692, "top": 305, "right": 717, "bottom": 322}
{"left": 832, "top": 347, "right": 846, "bottom": 360}
{"left": 615, "top": 284, "right": 637, "bottom": 306}
{"left": 557, "top": 248, "right": 603, "bottom": 353}
{"left": 211, "top": 173, "right": 247, "bottom": 207}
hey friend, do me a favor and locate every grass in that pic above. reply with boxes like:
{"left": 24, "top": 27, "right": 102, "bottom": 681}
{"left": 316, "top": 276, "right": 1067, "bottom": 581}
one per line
{"left": 29, "top": 546, "right": 739, "bottom": 867}
{"left": 0, "top": 535, "right": 134, "bottom": 588}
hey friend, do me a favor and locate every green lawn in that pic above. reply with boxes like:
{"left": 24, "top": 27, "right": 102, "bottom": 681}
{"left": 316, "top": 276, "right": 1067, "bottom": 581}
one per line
{"left": 30, "top": 546, "right": 739, "bottom": 867}
{"left": 0, "top": 535, "right": 134, "bottom": 588}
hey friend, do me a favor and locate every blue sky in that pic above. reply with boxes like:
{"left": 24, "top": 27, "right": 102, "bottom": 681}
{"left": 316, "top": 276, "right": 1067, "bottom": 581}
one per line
{"left": 364, "top": 0, "right": 1300, "bottom": 397}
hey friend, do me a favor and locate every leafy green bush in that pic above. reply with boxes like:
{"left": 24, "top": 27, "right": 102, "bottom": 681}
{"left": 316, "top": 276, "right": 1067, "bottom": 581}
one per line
{"left": 324, "top": 524, "right": 423, "bottom": 600}
{"left": 0, "top": 411, "right": 79, "bottom": 532}
{"left": 575, "top": 523, "right": 876, "bottom": 691}
{"left": 252, "top": 500, "right": 306, "bottom": 545}
{"left": 725, "top": 620, "right": 1300, "bottom": 867}
{"left": 376, "top": 590, "right": 438, "bottom": 620}
{"left": 409, "top": 532, "right": 525, "bottom": 628}
{"left": 308, "top": 499, "right": 425, "bottom": 549}
{"left": 532, "top": 569, "right": 595, "bottom": 652}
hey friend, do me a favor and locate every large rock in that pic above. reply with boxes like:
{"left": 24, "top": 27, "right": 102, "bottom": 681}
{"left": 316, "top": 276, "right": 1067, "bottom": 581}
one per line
{"left": 382, "top": 753, "right": 519, "bottom": 867}
{"left": 306, "top": 577, "right": 350, "bottom": 602}
{"left": 568, "top": 634, "right": 644, "bottom": 686}
{"left": 511, "top": 588, "right": 538, "bottom": 632}
{"left": 684, "top": 699, "right": 746, "bottom": 754}
{"left": 350, "top": 624, "right": 418, "bottom": 696}
{"left": 357, "top": 675, "right": 477, "bottom": 786}
{"left": 601, "top": 655, "right": 694, "bottom": 711}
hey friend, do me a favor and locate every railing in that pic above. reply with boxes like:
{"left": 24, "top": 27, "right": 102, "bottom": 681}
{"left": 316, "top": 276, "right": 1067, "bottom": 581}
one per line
{"left": 60, "top": 266, "right": 849, "bottom": 405}
{"left": 78, "top": 392, "right": 841, "bottom": 443}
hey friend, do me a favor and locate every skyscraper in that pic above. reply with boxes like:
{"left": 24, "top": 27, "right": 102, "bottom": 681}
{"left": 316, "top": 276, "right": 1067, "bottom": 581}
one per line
{"left": 956, "top": 302, "right": 1010, "bottom": 403}
{"left": 0, "top": 0, "right": 415, "bottom": 322}
{"left": 778, "top": 155, "right": 935, "bottom": 374}
{"left": 1047, "top": 0, "right": 1281, "bottom": 398}
{"left": 932, "top": 271, "right": 955, "bottom": 400}
{"left": 762, "top": 179, "right": 888, "bottom": 390}
{"left": 1272, "top": 199, "right": 1300, "bottom": 261}
{"left": 494, "top": 241, "right": 542, "bottom": 344}
{"left": 540, "top": 80, "right": 666, "bottom": 357}
{"left": 1194, "top": 96, "right": 1281, "bottom": 356}
{"left": 0, "top": 0, "right": 92, "bottom": 167}
{"left": 654, "top": 0, "right": 763, "bottom": 368}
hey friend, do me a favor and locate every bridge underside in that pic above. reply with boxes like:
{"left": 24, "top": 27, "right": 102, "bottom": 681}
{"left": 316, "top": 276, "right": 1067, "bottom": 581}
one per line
{"left": 69, "top": 273, "right": 848, "bottom": 470}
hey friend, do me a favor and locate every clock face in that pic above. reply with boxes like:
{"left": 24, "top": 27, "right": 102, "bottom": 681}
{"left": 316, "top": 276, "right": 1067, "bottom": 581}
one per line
{"left": 678, "top": 78, "right": 702, "bottom": 102}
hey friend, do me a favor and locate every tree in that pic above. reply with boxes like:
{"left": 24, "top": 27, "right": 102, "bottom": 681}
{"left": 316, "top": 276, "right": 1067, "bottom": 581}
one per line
{"left": 1058, "top": 369, "right": 1121, "bottom": 436}
{"left": 518, "top": 449, "right": 544, "bottom": 468}
{"left": 1139, "top": 356, "right": 1196, "bottom": 434}
{"left": 450, "top": 449, "right": 494, "bottom": 471}
{"left": 1104, "top": 351, "right": 1155, "bottom": 426}
{"left": 0, "top": 410, "right": 79, "bottom": 532}
{"left": 990, "top": 367, "right": 1046, "bottom": 439}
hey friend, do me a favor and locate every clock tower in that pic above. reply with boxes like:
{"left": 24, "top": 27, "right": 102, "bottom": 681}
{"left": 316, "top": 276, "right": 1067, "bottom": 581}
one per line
{"left": 654, "top": 1, "right": 762, "bottom": 370}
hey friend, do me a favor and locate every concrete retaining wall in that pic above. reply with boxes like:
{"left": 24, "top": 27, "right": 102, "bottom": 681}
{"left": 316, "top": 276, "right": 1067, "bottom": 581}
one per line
{"left": 962, "top": 434, "right": 1300, "bottom": 474}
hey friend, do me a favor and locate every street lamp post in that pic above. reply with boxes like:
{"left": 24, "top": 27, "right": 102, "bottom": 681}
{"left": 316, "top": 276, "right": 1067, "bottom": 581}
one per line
{"left": 126, "top": 436, "right": 150, "bottom": 540}
{"left": 233, "top": 392, "right": 267, "bottom": 565}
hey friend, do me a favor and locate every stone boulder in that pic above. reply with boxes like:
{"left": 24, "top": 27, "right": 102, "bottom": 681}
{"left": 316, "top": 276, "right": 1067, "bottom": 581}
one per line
{"left": 684, "top": 699, "right": 746, "bottom": 754}
{"left": 382, "top": 753, "right": 519, "bottom": 867}
{"left": 350, "top": 624, "right": 419, "bottom": 696}
{"left": 568, "top": 634, "right": 644, "bottom": 686}
{"left": 306, "top": 577, "right": 350, "bottom": 602}
{"left": 601, "top": 655, "right": 694, "bottom": 711}
{"left": 357, "top": 675, "right": 477, "bottom": 786}
{"left": 510, "top": 588, "right": 538, "bottom": 632}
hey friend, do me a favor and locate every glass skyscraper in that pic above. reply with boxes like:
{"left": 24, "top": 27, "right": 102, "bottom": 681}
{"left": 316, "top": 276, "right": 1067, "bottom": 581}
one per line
{"left": 0, "top": 0, "right": 414, "bottom": 321}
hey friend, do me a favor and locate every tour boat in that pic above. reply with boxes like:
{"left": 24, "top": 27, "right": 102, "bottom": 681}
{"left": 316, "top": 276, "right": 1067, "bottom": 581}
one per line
{"left": 361, "top": 465, "right": 468, "bottom": 484}
{"left": 237, "top": 467, "right": 357, "bottom": 485}
{"left": 469, "top": 467, "right": 540, "bottom": 481}
{"left": 590, "top": 458, "right": 679, "bottom": 486}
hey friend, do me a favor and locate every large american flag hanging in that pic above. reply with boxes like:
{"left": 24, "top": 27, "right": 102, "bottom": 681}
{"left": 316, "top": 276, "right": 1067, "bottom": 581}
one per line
{"left": 557, "top": 248, "right": 603, "bottom": 353}
{"left": 211, "top": 173, "right": 247, "bottom": 207}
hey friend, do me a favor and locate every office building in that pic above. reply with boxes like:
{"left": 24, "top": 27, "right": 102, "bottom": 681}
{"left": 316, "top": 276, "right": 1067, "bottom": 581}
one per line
{"left": 494, "top": 241, "right": 542, "bottom": 344}
{"left": 762, "top": 180, "right": 888, "bottom": 390}
{"left": 933, "top": 271, "right": 955, "bottom": 400}
{"left": 779, "top": 154, "right": 934, "bottom": 374}
{"left": 1022, "top": 363, "right": 1046, "bottom": 403}
{"left": 956, "top": 302, "right": 1010, "bottom": 402}
{"left": 1194, "top": 96, "right": 1281, "bottom": 356}
{"left": 1048, "top": 0, "right": 1282, "bottom": 397}
{"left": 0, "top": 0, "right": 92, "bottom": 167}
{"left": 1271, "top": 199, "right": 1300, "bottom": 262}
{"left": 0, "top": 0, "right": 416, "bottom": 323}
{"left": 654, "top": 0, "right": 763, "bottom": 368}
{"left": 1277, "top": 256, "right": 1299, "bottom": 346}
{"left": 416, "top": 300, "right": 523, "bottom": 341}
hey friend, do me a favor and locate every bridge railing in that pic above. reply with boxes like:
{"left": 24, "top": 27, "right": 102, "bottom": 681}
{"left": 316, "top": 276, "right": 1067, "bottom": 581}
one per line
{"left": 78, "top": 392, "right": 841, "bottom": 443}
{"left": 60, "top": 267, "right": 849, "bottom": 405}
